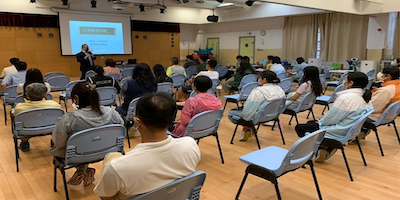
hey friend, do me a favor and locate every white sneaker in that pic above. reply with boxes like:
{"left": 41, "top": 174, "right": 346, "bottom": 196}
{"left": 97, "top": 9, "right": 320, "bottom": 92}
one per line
{"left": 262, "top": 121, "right": 275, "bottom": 126}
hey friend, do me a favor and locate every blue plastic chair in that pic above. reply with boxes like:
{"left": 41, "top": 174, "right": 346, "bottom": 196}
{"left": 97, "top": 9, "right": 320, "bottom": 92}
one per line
{"left": 223, "top": 82, "right": 259, "bottom": 110}
{"left": 319, "top": 74, "right": 326, "bottom": 87}
{"left": 124, "top": 97, "right": 140, "bottom": 148}
{"left": 157, "top": 82, "right": 173, "bottom": 96}
{"left": 85, "top": 70, "right": 94, "bottom": 79}
{"left": 235, "top": 129, "right": 326, "bottom": 200}
{"left": 324, "top": 67, "right": 335, "bottom": 79}
{"left": 365, "top": 69, "right": 375, "bottom": 80}
{"left": 185, "top": 65, "right": 197, "bottom": 80}
{"left": 259, "top": 59, "right": 267, "bottom": 67}
{"left": 276, "top": 71, "right": 287, "bottom": 81}
{"left": 314, "top": 84, "right": 346, "bottom": 115}
{"left": 44, "top": 72, "right": 64, "bottom": 81}
{"left": 13, "top": 108, "right": 65, "bottom": 172}
{"left": 326, "top": 109, "right": 374, "bottom": 181}
{"left": 14, "top": 94, "right": 53, "bottom": 106}
{"left": 122, "top": 68, "right": 134, "bottom": 78}
{"left": 278, "top": 78, "right": 293, "bottom": 94}
{"left": 183, "top": 109, "right": 224, "bottom": 164}
{"left": 120, "top": 77, "right": 133, "bottom": 94}
{"left": 170, "top": 74, "right": 186, "bottom": 97}
{"left": 324, "top": 72, "right": 348, "bottom": 94}
{"left": 229, "top": 98, "right": 287, "bottom": 149}
{"left": 367, "top": 101, "right": 400, "bottom": 156}
{"left": 97, "top": 86, "right": 118, "bottom": 106}
{"left": 53, "top": 124, "right": 126, "bottom": 200}
{"left": 232, "top": 74, "right": 258, "bottom": 93}
{"left": 47, "top": 75, "right": 70, "bottom": 92}
{"left": 59, "top": 80, "right": 85, "bottom": 112}
{"left": 281, "top": 92, "right": 317, "bottom": 125}
{"left": 130, "top": 171, "right": 206, "bottom": 200}
{"left": 106, "top": 73, "right": 121, "bottom": 82}
{"left": 2, "top": 85, "right": 18, "bottom": 125}
{"left": 366, "top": 77, "right": 373, "bottom": 90}
{"left": 217, "top": 67, "right": 228, "bottom": 80}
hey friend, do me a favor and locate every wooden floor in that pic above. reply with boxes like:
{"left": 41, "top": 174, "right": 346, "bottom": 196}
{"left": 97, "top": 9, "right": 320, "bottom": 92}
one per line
{"left": 0, "top": 80, "right": 399, "bottom": 200}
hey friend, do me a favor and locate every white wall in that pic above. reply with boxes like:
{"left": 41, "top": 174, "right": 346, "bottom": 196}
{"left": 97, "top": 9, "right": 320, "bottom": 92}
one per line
{"left": 367, "top": 13, "right": 389, "bottom": 49}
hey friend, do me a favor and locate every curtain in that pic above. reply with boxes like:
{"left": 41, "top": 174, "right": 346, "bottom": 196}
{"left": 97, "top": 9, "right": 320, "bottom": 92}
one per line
{"left": 0, "top": 12, "right": 58, "bottom": 27}
{"left": 319, "top": 13, "right": 369, "bottom": 62}
{"left": 282, "top": 15, "right": 318, "bottom": 60}
{"left": 393, "top": 13, "right": 400, "bottom": 58}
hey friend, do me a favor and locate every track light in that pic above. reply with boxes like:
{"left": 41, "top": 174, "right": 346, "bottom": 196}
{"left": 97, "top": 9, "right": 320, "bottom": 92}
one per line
{"left": 139, "top": 4, "right": 145, "bottom": 12}
{"left": 217, "top": 0, "right": 223, "bottom": 3}
{"left": 30, "top": 0, "right": 36, "bottom": 3}
{"left": 245, "top": 0, "right": 255, "bottom": 6}
{"left": 62, "top": 0, "right": 68, "bottom": 6}
{"left": 160, "top": 8, "right": 165, "bottom": 13}
{"left": 91, "top": 0, "right": 97, "bottom": 8}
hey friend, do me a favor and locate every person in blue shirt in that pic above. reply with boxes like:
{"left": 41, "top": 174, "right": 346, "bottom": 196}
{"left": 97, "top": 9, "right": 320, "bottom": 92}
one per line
{"left": 1, "top": 61, "right": 27, "bottom": 91}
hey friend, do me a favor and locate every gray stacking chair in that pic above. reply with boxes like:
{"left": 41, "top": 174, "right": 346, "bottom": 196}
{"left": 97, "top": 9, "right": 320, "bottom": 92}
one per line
{"left": 97, "top": 86, "right": 118, "bottom": 106}
{"left": 157, "top": 82, "right": 173, "bottom": 96}
{"left": 106, "top": 73, "right": 121, "bottom": 82}
{"left": 124, "top": 97, "right": 141, "bottom": 148}
{"left": 2, "top": 85, "right": 18, "bottom": 125}
{"left": 44, "top": 72, "right": 64, "bottom": 81}
{"left": 85, "top": 70, "right": 94, "bottom": 79}
{"left": 278, "top": 78, "right": 293, "bottom": 94}
{"left": 47, "top": 75, "right": 70, "bottom": 92}
{"left": 223, "top": 82, "right": 259, "bottom": 110}
{"left": 281, "top": 92, "right": 317, "bottom": 125}
{"left": 122, "top": 68, "right": 134, "bottom": 78}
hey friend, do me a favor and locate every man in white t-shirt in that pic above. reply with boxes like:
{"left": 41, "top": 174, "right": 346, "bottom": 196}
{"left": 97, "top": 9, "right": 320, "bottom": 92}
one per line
{"left": 94, "top": 93, "right": 201, "bottom": 200}
{"left": 0, "top": 57, "right": 19, "bottom": 78}
{"left": 196, "top": 59, "right": 219, "bottom": 79}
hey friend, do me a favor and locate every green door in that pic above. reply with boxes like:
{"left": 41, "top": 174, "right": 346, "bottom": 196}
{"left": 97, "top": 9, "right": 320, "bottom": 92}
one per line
{"left": 207, "top": 38, "right": 219, "bottom": 61}
{"left": 239, "top": 36, "right": 255, "bottom": 64}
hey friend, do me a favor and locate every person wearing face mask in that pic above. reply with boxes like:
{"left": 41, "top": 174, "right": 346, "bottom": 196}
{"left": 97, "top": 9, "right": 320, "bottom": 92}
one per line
{"left": 295, "top": 72, "right": 373, "bottom": 162}
{"left": 228, "top": 70, "right": 286, "bottom": 141}
{"left": 376, "top": 58, "right": 400, "bottom": 82}
{"left": 50, "top": 82, "right": 123, "bottom": 186}
{"left": 76, "top": 44, "right": 96, "bottom": 80}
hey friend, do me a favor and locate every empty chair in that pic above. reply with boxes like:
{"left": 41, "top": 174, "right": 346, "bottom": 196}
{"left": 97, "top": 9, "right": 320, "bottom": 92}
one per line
{"left": 230, "top": 98, "right": 287, "bottom": 149}
{"left": 122, "top": 68, "right": 134, "bottom": 78}
{"left": 235, "top": 129, "right": 326, "bottom": 200}
{"left": 365, "top": 69, "right": 375, "bottom": 80}
{"left": 13, "top": 108, "right": 65, "bottom": 172}
{"left": 97, "top": 86, "right": 118, "bottom": 106}
{"left": 278, "top": 78, "right": 293, "bottom": 94}
{"left": 185, "top": 65, "right": 197, "bottom": 80}
{"left": 281, "top": 92, "right": 317, "bottom": 125}
{"left": 157, "top": 82, "right": 173, "bottom": 95}
{"left": 53, "top": 124, "right": 126, "bottom": 200}
{"left": 124, "top": 97, "right": 140, "bottom": 148}
{"left": 44, "top": 72, "right": 64, "bottom": 81}
{"left": 319, "top": 74, "right": 326, "bottom": 87}
{"left": 313, "top": 84, "right": 346, "bottom": 115}
{"left": 47, "top": 76, "right": 70, "bottom": 92}
{"left": 106, "top": 73, "right": 121, "bottom": 82}
{"left": 59, "top": 80, "right": 85, "bottom": 112}
{"left": 2, "top": 85, "right": 18, "bottom": 125}
{"left": 217, "top": 67, "right": 228, "bottom": 80}
{"left": 85, "top": 70, "right": 94, "bottom": 79}
{"left": 130, "top": 171, "right": 206, "bottom": 200}
{"left": 223, "top": 82, "right": 259, "bottom": 110}
{"left": 324, "top": 72, "right": 348, "bottom": 94}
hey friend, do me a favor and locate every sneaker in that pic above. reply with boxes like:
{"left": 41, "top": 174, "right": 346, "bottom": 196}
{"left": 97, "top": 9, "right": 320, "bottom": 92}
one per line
{"left": 262, "top": 121, "right": 275, "bottom": 126}
{"left": 19, "top": 141, "right": 30, "bottom": 152}
{"left": 315, "top": 149, "right": 328, "bottom": 163}
{"left": 325, "top": 148, "right": 338, "bottom": 160}
{"left": 84, "top": 168, "right": 96, "bottom": 186}
{"left": 239, "top": 130, "right": 252, "bottom": 142}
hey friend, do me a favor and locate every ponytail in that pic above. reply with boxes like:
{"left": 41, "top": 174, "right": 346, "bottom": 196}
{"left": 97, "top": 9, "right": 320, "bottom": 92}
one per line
{"left": 261, "top": 70, "right": 280, "bottom": 84}
{"left": 71, "top": 82, "right": 103, "bottom": 115}
{"left": 362, "top": 89, "right": 372, "bottom": 103}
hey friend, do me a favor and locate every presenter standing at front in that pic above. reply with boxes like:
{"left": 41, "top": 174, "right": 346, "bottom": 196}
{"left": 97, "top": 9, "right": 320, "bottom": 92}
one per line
{"left": 76, "top": 44, "right": 96, "bottom": 80}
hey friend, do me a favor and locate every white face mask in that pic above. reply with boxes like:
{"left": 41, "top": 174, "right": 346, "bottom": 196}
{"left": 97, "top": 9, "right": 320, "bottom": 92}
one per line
{"left": 390, "top": 61, "right": 395, "bottom": 65}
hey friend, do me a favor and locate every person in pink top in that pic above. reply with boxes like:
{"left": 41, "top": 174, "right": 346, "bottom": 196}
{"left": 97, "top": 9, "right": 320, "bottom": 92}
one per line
{"left": 103, "top": 58, "right": 122, "bottom": 79}
{"left": 172, "top": 76, "right": 221, "bottom": 137}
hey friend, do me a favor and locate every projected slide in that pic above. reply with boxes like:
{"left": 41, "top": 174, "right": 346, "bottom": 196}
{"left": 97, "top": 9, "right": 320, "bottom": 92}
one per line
{"left": 70, "top": 21, "right": 124, "bottom": 54}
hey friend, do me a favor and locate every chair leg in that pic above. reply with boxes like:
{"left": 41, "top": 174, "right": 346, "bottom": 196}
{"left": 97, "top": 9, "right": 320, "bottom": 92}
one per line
{"left": 341, "top": 148, "right": 353, "bottom": 181}
{"left": 355, "top": 137, "right": 367, "bottom": 166}
{"left": 252, "top": 127, "right": 261, "bottom": 150}
{"left": 306, "top": 110, "right": 311, "bottom": 119}
{"left": 392, "top": 120, "right": 400, "bottom": 145}
{"left": 308, "top": 160, "right": 323, "bottom": 200}
{"left": 294, "top": 114, "right": 299, "bottom": 125}
{"left": 276, "top": 118, "right": 285, "bottom": 145}
{"left": 322, "top": 104, "right": 329, "bottom": 115}
{"left": 214, "top": 133, "right": 224, "bottom": 164}
{"left": 61, "top": 169, "right": 70, "bottom": 200}
{"left": 64, "top": 99, "right": 68, "bottom": 112}
{"left": 310, "top": 109, "right": 316, "bottom": 121}
{"left": 373, "top": 129, "right": 384, "bottom": 156}
{"left": 126, "top": 127, "right": 132, "bottom": 148}
{"left": 273, "top": 179, "right": 282, "bottom": 200}
{"left": 288, "top": 115, "right": 294, "bottom": 125}
{"left": 4, "top": 102, "right": 7, "bottom": 125}
{"left": 54, "top": 166, "right": 57, "bottom": 192}
{"left": 230, "top": 124, "right": 239, "bottom": 144}
{"left": 197, "top": 139, "right": 200, "bottom": 145}
{"left": 235, "top": 172, "right": 249, "bottom": 200}
{"left": 223, "top": 101, "right": 228, "bottom": 110}
{"left": 14, "top": 136, "right": 19, "bottom": 172}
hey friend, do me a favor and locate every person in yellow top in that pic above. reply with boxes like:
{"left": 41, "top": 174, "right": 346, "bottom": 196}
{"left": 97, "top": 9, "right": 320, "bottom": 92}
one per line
{"left": 13, "top": 83, "right": 61, "bottom": 152}
{"left": 166, "top": 57, "right": 186, "bottom": 77}
{"left": 265, "top": 55, "right": 274, "bottom": 70}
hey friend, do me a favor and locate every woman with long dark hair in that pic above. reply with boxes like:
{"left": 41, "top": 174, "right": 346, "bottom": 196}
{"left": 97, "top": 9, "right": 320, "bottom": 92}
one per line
{"left": 50, "top": 81, "right": 123, "bottom": 186}
{"left": 116, "top": 63, "right": 157, "bottom": 116}
{"left": 286, "top": 66, "right": 322, "bottom": 109}
{"left": 153, "top": 64, "right": 172, "bottom": 83}
{"left": 17, "top": 68, "right": 51, "bottom": 95}
{"left": 222, "top": 60, "right": 256, "bottom": 93}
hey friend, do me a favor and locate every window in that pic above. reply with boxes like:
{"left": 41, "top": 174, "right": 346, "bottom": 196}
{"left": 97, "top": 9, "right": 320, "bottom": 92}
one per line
{"left": 316, "top": 28, "right": 321, "bottom": 59}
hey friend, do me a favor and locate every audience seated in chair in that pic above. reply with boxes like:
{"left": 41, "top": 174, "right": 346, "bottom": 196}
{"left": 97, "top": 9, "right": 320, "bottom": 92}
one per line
{"left": 87, "top": 65, "right": 121, "bottom": 93}
{"left": 172, "top": 76, "right": 221, "bottom": 137}
{"left": 166, "top": 57, "right": 186, "bottom": 77}
{"left": 288, "top": 57, "right": 308, "bottom": 81}
{"left": 196, "top": 55, "right": 209, "bottom": 73}
{"left": 269, "top": 56, "right": 285, "bottom": 75}
{"left": 0, "top": 57, "right": 19, "bottom": 78}
{"left": 228, "top": 70, "right": 285, "bottom": 141}
{"left": 265, "top": 55, "right": 274, "bottom": 70}
{"left": 1, "top": 61, "right": 27, "bottom": 92}
{"left": 103, "top": 58, "right": 122, "bottom": 79}
{"left": 13, "top": 83, "right": 61, "bottom": 152}
{"left": 235, "top": 55, "right": 242, "bottom": 70}
{"left": 93, "top": 93, "right": 200, "bottom": 200}
{"left": 17, "top": 68, "right": 51, "bottom": 96}
{"left": 183, "top": 54, "right": 197, "bottom": 69}
{"left": 286, "top": 66, "right": 322, "bottom": 110}
{"left": 222, "top": 59, "right": 256, "bottom": 94}
{"left": 295, "top": 72, "right": 373, "bottom": 162}
{"left": 50, "top": 82, "right": 124, "bottom": 186}
{"left": 153, "top": 64, "right": 172, "bottom": 84}
{"left": 116, "top": 63, "right": 157, "bottom": 117}
{"left": 361, "top": 65, "right": 400, "bottom": 139}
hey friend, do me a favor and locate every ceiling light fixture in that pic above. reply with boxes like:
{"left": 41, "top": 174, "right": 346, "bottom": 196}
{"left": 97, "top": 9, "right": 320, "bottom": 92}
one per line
{"left": 91, "top": 0, "right": 97, "bottom": 8}
{"left": 245, "top": 0, "right": 255, "bottom": 6}
{"left": 139, "top": 4, "right": 145, "bottom": 12}
{"left": 217, "top": 3, "right": 233, "bottom": 7}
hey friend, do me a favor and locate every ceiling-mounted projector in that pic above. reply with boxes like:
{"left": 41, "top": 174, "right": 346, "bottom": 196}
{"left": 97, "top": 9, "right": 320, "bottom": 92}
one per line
{"left": 207, "top": 15, "right": 219, "bottom": 23}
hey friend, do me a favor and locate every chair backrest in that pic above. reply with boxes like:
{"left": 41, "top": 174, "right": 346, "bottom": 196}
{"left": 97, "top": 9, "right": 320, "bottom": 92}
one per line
{"left": 278, "top": 78, "right": 293, "bottom": 93}
{"left": 47, "top": 76, "right": 70, "bottom": 92}
{"left": 214, "top": 64, "right": 221, "bottom": 71}
{"left": 327, "top": 84, "right": 346, "bottom": 103}
{"left": 85, "top": 70, "right": 94, "bottom": 79}
{"left": 276, "top": 129, "right": 326, "bottom": 176}
{"left": 259, "top": 59, "right": 267, "bottom": 66}
{"left": 209, "top": 79, "right": 219, "bottom": 95}
{"left": 65, "top": 124, "right": 125, "bottom": 164}
{"left": 365, "top": 69, "right": 375, "bottom": 79}
{"left": 170, "top": 74, "right": 186, "bottom": 88}
{"left": 297, "top": 70, "right": 304, "bottom": 82}
{"left": 340, "top": 109, "right": 374, "bottom": 144}
{"left": 106, "top": 73, "right": 121, "bottom": 82}
{"left": 319, "top": 74, "right": 326, "bottom": 86}
{"left": 14, "top": 108, "right": 64, "bottom": 136}
{"left": 337, "top": 72, "right": 349, "bottom": 85}
{"left": 184, "top": 109, "right": 223, "bottom": 138}
{"left": 14, "top": 94, "right": 53, "bottom": 106}
{"left": 120, "top": 77, "right": 133, "bottom": 94}
{"left": 238, "top": 82, "right": 259, "bottom": 101}
{"left": 122, "top": 68, "right": 134, "bottom": 78}
{"left": 253, "top": 98, "right": 286, "bottom": 124}
{"left": 44, "top": 72, "right": 64, "bottom": 81}
{"left": 4, "top": 85, "right": 18, "bottom": 104}
{"left": 130, "top": 171, "right": 206, "bottom": 200}
{"left": 157, "top": 82, "right": 173, "bottom": 95}
{"left": 366, "top": 77, "right": 373, "bottom": 90}
{"left": 185, "top": 65, "right": 197, "bottom": 78}
{"left": 324, "top": 67, "right": 335, "bottom": 78}
{"left": 125, "top": 97, "right": 140, "bottom": 121}
{"left": 238, "top": 74, "right": 258, "bottom": 90}
{"left": 217, "top": 67, "right": 228, "bottom": 78}
{"left": 276, "top": 71, "right": 287, "bottom": 81}
{"left": 375, "top": 101, "right": 400, "bottom": 125}
{"left": 293, "top": 92, "right": 316, "bottom": 112}
{"left": 97, "top": 87, "right": 118, "bottom": 106}
{"left": 65, "top": 80, "right": 85, "bottom": 99}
